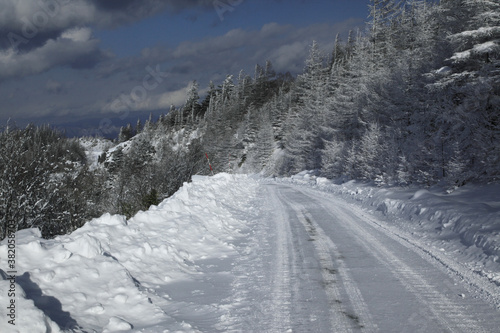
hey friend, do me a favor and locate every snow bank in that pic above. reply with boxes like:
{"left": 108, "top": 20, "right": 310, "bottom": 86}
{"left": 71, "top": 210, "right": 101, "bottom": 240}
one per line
{"left": 0, "top": 173, "right": 259, "bottom": 332}
{"left": 275, "top": 171, "right": 500, "bottom": 286}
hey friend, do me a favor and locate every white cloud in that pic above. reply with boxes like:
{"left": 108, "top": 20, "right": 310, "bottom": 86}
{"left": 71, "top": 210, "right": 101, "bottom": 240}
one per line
{"left": 270, "top": 41, "right": 309, "bottom": 72}
{"left": 100, "top": 82, "right": 191, "bottom": 115}
{"left": 158, "top": 85, "right": 190, "bottom": 109}
{"left": 260, "top": 22, "right": 292, "bottom": 37}
{"left": 61, "top": 27, "right": 92, "bottom": 42}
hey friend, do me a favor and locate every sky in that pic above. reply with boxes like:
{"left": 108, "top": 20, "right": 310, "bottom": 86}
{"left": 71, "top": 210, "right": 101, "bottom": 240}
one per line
{"left": 0, "top": 0, "right": 369, "bottom": 136}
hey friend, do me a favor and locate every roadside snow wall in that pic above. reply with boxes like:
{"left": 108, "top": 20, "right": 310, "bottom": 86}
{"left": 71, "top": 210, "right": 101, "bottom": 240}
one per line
{"left": 0, "top": 173, "right": 258, "bottom": 333}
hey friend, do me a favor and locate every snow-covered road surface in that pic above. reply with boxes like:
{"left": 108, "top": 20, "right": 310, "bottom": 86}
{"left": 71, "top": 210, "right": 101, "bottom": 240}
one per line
{"left": 258, "top": 183, "right": 499, "bottom": 332}
{"left": 1, "top": 174, "right": 499, "bottom": 332}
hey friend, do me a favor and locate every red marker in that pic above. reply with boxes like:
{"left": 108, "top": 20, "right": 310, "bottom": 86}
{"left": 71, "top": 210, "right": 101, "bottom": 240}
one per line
{"left": 205, "top": 153, "right": 214, "bottom": 175}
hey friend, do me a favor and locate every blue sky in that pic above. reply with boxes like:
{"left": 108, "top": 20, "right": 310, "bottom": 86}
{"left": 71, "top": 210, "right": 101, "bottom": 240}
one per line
{"left": 97, "top": 0, "right": 368, "bottom": 56}
{"left": 0, "top": 0, "right": 369, "bottom": 135}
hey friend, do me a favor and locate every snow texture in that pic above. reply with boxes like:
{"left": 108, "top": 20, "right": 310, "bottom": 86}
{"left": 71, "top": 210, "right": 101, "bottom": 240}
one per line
{"left": 1, "top": 172, "right": 499, "bottom": 332}
{"left": 0, "top": 173, "right": 259, "bottom": 332}
{"left": 277, "top": 171, "right": 500, "bottom": 286}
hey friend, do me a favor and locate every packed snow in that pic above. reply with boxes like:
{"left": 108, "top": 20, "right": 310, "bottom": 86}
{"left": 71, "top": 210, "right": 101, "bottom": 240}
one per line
{"left": 277, "top": 171, "right": 500, "bottom": 287}
{"left": 1, "top": 172, "right": 499, "bottom": 332}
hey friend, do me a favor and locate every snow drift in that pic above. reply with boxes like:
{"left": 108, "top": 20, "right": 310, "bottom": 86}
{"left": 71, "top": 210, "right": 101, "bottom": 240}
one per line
{"left": 0, "top": 173, "right": 259, "bottom": 333}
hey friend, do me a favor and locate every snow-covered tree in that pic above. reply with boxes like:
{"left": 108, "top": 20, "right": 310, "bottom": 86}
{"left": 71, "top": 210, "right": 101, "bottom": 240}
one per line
{"left": 185, "top": 80, "right": 201, "bottom": 124}
{"left": 281, "top": 41, "right": 329, "bottom": 173}
{"left": 0, "top": 125, "right": 101, "bottom": 239}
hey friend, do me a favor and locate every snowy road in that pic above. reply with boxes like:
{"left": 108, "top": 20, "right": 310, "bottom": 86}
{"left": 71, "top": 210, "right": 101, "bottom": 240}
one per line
{"left": 216, "top": 182, "right": 500, "bottom": 332}
{"left": 2, "top": 175, "right": 499, "bottom": 332}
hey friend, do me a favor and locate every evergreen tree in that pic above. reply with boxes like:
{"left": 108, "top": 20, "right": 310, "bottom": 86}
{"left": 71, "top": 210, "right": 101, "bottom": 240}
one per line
{"left": 185, "top": 80, "right": 201, "bottom": 124}
{"left": 282, "top": 41, "right": 328, "bottom": 173}
{"left": 118, "top": 123, "right": 134, "bottom": 142}
{"left": 136, "top": 119, "right": 143, "bottom": 134}
{"left": 368, "top": 0, "right": 404, "bottom": 62}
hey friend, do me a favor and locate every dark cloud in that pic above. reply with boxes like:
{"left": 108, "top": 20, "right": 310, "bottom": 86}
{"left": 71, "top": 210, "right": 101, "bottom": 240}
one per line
{"left": 91, "top": 0, "right": 139, "bottom": 11}
{"left": 0, "top": 0, "right": 92, "bottom": 51}
{"left": 0, "top": 15, "right": 364, "bottom": 122}
{"left": 0, "top": 0, "right": 215, "bottom": 47}
{"left": 87, "top": 0, "right": 215, "bottom": 29}
{"left": 90, "top": 0, "right": 213, "bottom": 15}
{"left": 0, "top": 30, "right": 61, "bottom": 53}
{"left": 45, "top": 79, "right": 66, "bottom": 95}
{"left": 170, "top": 63, "right": 194, "bottom": 75}
{"left": 0, "top": 0, "right": 217, "bottom": 81}
{"left": 0, "top": 27, "right": 109, "bottom": 81}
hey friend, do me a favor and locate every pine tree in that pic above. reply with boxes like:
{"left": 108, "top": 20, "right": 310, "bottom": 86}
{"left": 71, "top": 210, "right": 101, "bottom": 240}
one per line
{"left": 252, "top": 64, "right": 267, "bottom": 108}
{"left": 185, "top": 80, "right": 201, "bottom": 124}
{"left": 136, "top": 119, "right": 143, "bottom": 134}
{"left": 118, "top": 123, "right": 134, "bottom": 142}
{"left": 201, "top": 81, "right": 217, "bottom": 115}
{"left": 427, "top": 0, "right": 500, "bottom": 183}
{"left": 368, "top": 0, "right": 404, "bottom": 62}
{"left": 282, "top": 41, "right": 328, "bottom": 173}
{"left": 329, "top": 33, "right": 345, "bottom": 71}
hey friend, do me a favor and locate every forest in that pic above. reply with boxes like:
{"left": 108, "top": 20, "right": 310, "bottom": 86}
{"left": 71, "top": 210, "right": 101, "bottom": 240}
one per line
{"left": 1, "top": 0, "right": 499, "bottom": 239}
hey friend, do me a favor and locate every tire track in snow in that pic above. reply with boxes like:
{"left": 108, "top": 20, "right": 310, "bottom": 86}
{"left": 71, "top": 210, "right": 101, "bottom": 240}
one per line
{"left": 336, "top": 196, "right": 500, "bottom": 310}
{"left": 265, "top": 186, "right": 295, "bottom": 332}
{"left": 271, "top": 186, "right": 356, "bottom": 332}
{"left": 299, "top": 187, "right": 487, "bottom": 333}
{"left": 288, "top": 203, "right": 376, "bottom": 332}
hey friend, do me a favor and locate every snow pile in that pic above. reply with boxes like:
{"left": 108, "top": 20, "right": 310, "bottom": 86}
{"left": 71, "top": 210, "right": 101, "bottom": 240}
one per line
{"left": 275, "top": 171, "right": 500, "bottom": 285}
{"left": 0, "top": 173, "right": 259, "bottom": 332}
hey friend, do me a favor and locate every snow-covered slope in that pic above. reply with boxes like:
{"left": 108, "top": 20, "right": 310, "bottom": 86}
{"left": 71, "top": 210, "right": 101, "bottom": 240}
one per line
{"left": 78, "top": 137, "right": 115, "bottom": 169}
{"left": 0, "top": 174, "right": 260, "bottom": 332}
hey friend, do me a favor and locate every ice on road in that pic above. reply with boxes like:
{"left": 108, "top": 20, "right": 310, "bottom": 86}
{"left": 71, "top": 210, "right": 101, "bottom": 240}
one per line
{"left": 1, "top": 174, "right": 499, "bottom": 332}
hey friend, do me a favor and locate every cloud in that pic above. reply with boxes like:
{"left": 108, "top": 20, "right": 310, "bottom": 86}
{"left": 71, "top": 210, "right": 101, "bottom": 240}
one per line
{"left": 0, "top": 0, "right": 96, "bottom": 52}
{"left": 0, "top": 0, "right": 216, "bottom": 79}
{"left": 45, "top": 79, "right": 66, "bottom": 95}
{"left": 270, "top": 41, "right": 309, "bottom": 73}
{"left": 0, "top": 0, "right": 215, "bottom": 51}
{"left": 91, "top": 0, "right": 214, "bottom": 20}
{"left": 91, "top": 19, "right": 365, "bottom": 117}
{"left": 0, "top": 27, "right": 107, "bottom": 80}
{"left": 164, "top": 19, "right": 363, "bottom": 76}
{"left": 100, "top": 81, "right": 191, "bottom": 115}
{"left": 158, "top": 85, "right": 191, "bottom": 109}
{"left": 61, "top": 26, "right": 92, "bottom": 42}
{"left": 0, "top": 18, "right": 364, "bottom": 124}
